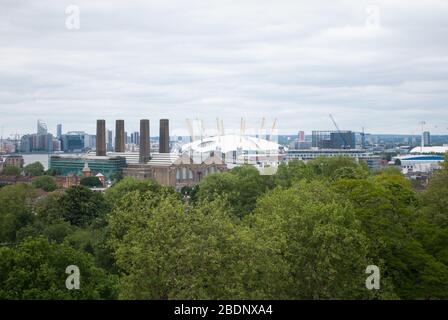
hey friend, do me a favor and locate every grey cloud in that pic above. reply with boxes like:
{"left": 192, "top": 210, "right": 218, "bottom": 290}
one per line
{"left": 0, "top": 0, "right": 447, "bottom": 137}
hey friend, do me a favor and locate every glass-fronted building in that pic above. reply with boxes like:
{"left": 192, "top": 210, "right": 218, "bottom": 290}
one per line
{"left": 49, "top": 155, "right": 126, "bottom": 179}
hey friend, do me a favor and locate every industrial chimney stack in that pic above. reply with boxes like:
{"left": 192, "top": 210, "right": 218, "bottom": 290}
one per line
{"left": 96, "top": 119, "right": 106, "bottom": 156}
{"left": 139, "top": 119, "right": 150, "bottom": 164}
{"left": 159, "top": 119, "right": 169, "bottom": 153}
{"left": 115, "top": 120, "right": 125, "bottom": 152}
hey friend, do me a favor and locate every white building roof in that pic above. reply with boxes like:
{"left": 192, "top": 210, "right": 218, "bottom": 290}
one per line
{"left": 410, "top": 146, "right": 448, "bottom": 154}
{"left": 181, "top": 134, "right": 283, "bottom": 153}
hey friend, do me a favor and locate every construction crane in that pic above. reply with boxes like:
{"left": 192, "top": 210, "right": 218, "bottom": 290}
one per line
{"left": 329, "top": 114, "right": 349, "bottom": 149}
{"left": 186, "top": 119, "right": 194, "bottom": 142}
{"left": 258, "top": 117, "right": 266, "bottom": 141}
{"left": 240, "top": 117, "right": 246, "bottom": 143}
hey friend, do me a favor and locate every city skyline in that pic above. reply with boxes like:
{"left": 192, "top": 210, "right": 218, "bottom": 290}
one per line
{"left": 3, "top": 118, "right": 448, "bottom": 139}
{"left": 1, "top": 0, "right": 448, "bottom": 136}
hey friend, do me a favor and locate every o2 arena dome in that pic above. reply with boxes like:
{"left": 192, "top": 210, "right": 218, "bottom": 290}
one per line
{"left": 181, "top": 134, "right": 285, "bottom": 154}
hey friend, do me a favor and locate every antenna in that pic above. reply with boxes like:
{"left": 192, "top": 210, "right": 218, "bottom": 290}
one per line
{"left": 420, "top": 121, "right": 426, "bottom": 151}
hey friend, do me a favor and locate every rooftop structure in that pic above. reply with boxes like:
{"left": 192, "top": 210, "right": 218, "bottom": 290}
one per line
{"left": 123, "top": 152, "right": 227, "bottom": 188}
{"left": 393, "top": 153, "right": 445, "bottom": 175}
{"left": 50, "top": 154, "right": 126, "bottom": 179}
{"left": 181, "top": 134, "right": 283, "bottom": 154}
{"left": 410, "top": 145, "right": 448, "bottom": 154}
{"left": 287, "top": 149, "right": 382, "bottom": 171}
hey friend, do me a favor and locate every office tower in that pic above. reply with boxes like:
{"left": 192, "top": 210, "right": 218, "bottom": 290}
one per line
{"left": 57, "top": 124, "right": 62, "bottom": 139}
{"left": 115, "top": 120, "right": 125, "bottom": 152}
{"left": 159, "top": 119, "right": 169, "bottom": 153}
{"left": 423, "top": 131, "right": 431, "bottom": 147}
{"left": 298, "top": 131, "right": 305, "bottom": 142}
{"left": 139, "top": 119, "right": 150, "bottom": 164}
{"left": 96, "top": 119, "right": 106, "bottom": 156}
{"left": 37, "top": 120, "right": 48, "bottom": 135}
{"left": 107, "top": 130, "right": 113, "bottom": 152}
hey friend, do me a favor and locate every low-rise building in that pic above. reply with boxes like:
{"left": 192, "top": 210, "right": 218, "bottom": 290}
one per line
{"left": 286, "top": 149, "right": 382, "bottom": 171}
{"left": 49, "top": 155, "right": 126, "bottom": 179}
{"left": 123, "top": 152, "right": 227, "bottom": 188}
{"left": 391, "top": 145, "right": 448, "bottom": 175}
{"left": 0, "top": 155, "right": 24, "bottom": 174}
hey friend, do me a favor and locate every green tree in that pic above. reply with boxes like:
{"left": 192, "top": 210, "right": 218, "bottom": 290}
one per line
{"left": 197, "top": 165, "right": 272, "bottom": 218}
{"left": 2, "top": 166, "right": 21, "bottom": 176}
{"left": 250, "top": 182, "right": 393, "bottom": 299}
{"left": 274, "top": 160, "right": 316, "bottom": 187}
{"left": 274, "top": 157, "right": 368, "bottom": 187}
{"left": 32, "top": 175, "right": 58, "bottom": 192}
{"left": 307, "top": 156, "right": 368, "bottom": 179}
{"left": 14, "top": 193, "right": 73, "bottom": 244}
{"left": 45, "top": 168, "right": 60, "bottom": 176}
{"left": 105, "top": 176, "right": 162, "bottom": 208}
{"left": 0, "top": 184, "right": 36, "bottom": 244}
{"left": 180, "top": 185, "right": 200, "bottom": 203}
{"left": 24, "top": 162, "right": 45, "bottom": 177}
{"left": 0, "top": 237, "right": 117, "bottom": 299}
{"left": 420, "top": 158, "right": 448, "bottom": 227}
{"left": 80, "top": 176, "right": 103, "bottom": 188}
{"left": 108, "top": 191, "right": 287, "bottom": 299}
{"left": 333, "top": 173, "right": 448, "bottom": 299}
{"left": 59, "top": 186, "right": 110, "bottom": 227}
{"left": 249, "top": 181, "right": 395, "bottom": 299}
{"left": 333, "top": 166, "right": 369, "bottom": 180}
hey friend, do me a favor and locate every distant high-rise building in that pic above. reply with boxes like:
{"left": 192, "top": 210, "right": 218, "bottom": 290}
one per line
{"left": 312, "top": 130, "right": 356, "bottom": 149}
{"left": 60, "top": 132, "right": 87, "bottom": 152}
{"left": 37, "top": 120, "right": 48, "bottom": 135}
{"left": 423, "top": 131, "right": 431, "bottom": 147}
{"left": 132, "top": 131, "right": 140, "bottom": 145}
{"left": 330, "top": 131, "right": 355, "bottom": 149}
{"left": 57, "top": 124, "right": 62, "bottom": 139}
{"left": 298, "top": 131, "right": 305, "bottom": 142}
{"left": 107, "top": 130, "right": 113, "bottom": 152}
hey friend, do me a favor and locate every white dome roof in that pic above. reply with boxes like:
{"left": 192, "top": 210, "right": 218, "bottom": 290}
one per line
{"left": 410, "top": 146, "right": 448, "bottom": 154}
{"left": 181, "top": 134, "right": 284, "bottom": 153}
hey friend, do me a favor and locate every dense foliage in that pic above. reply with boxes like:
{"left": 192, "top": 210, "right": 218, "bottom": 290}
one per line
{"left": 0, "top": 154, "right": 448, "bottom": 299}
{"left": 2, "top": 166, "right": 21, "bottom": 176}
{"left": 80, "top": 176, "right": 103, "bottom": 188}
{"left": 24, "top": 162, "right": 45, "bottom": 177}
{"left": 32, "top": 176, "right": 58, "bottom": 192}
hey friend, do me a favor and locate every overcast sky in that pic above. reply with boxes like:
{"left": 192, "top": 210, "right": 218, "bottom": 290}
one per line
{"left": 1, "top": 0, "right": 448, "bottom": 137}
